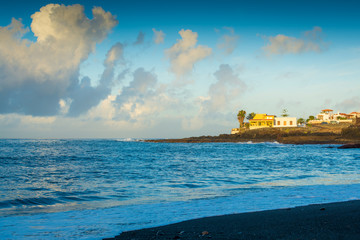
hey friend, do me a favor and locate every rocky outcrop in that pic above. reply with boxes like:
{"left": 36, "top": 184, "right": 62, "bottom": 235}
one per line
{"left": 145, "top": 124, "right": 360, "bottom": 144}
{"left": 338, "top": 143, "right": 360, "bottom": 149}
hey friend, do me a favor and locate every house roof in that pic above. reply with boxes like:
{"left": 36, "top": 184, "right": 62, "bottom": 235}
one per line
{"left": 252, "top": 114, "right": 275, "bottom": 120}
{"left": 249, "top": 119, "right": 274, "bottom": 121}
{"left": 321, "top": 109, "right": 333, "bottom": 112}
{"left": 350, "top": 112, "right": 360, "bottom": 114}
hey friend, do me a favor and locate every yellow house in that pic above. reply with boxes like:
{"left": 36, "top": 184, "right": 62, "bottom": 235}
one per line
{"left": 249, "top": 114, "right": 275, "bottom": 130}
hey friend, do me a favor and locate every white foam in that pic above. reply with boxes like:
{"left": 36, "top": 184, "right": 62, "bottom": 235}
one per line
{"left": 1, "top": 183, "right": 360, "bottom": 240}
{"left": 114, "top": 138, "right": 141, "bottom": 142}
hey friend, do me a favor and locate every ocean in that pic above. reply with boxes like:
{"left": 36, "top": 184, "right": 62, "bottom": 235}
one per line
{"left": 1, "top": 139, "right": 359, "bottom": 239}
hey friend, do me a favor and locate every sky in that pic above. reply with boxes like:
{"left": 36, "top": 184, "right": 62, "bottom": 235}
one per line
{"left": 0, "top": 0, "right": 360, "bottom": 138}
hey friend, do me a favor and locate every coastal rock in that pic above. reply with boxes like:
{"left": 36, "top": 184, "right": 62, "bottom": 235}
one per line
{"left": 145, "top": 124, "right": 360, "bottom": 145}
{"left": 338, "top": 144, "right": 360, "bottom": 149}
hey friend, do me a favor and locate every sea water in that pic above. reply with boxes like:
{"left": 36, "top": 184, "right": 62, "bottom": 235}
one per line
{"left": 0, "top": 139, "right": 359, "bottom": 239}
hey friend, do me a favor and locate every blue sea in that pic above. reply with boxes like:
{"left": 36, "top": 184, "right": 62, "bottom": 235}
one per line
{"left": 1, "top": 139, "right": 360, "bottom": 239}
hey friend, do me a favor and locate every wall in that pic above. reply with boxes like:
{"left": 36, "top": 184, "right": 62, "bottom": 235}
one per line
{"left": 274, "top": 117, "right": 297, "bottom": 127}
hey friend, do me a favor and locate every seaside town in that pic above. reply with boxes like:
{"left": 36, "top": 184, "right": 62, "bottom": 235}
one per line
{"left": 232, "top": 109, "right": 360, "bottom": 134}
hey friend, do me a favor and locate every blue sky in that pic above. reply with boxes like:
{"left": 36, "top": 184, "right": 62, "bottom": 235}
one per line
{"left": 0, "top": 0, "right": 359, "bottom": 138}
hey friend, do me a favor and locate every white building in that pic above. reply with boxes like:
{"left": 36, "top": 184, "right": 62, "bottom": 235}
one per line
{"left": 313, "top": 109, "right": 354, "bottom": 123}
{"left": 274, "top": 117, "right": 297, "bottom": 127}
{"left": 349, "top": 112, "right": 360, "bottom": 118}
{"left": 317, "top": 109, "right": 334, "bottom": 121}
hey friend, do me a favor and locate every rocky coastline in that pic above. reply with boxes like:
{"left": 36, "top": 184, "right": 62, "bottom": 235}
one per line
{"left": 145, "top": 124, "right": 360, "bottom": 146}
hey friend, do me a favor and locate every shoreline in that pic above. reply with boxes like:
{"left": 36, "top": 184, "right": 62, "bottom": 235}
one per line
{"left": 104, "top": 200, "right": 360, "bottom": 240}
{"left": 144, "top": 124, "right": 360, "bottom": 145}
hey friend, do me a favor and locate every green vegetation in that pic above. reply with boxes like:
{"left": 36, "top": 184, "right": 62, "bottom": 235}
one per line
{"left": 306, "top": 115, "right": 315, "bottom": 122}
{"left": 237, "top": 110, "right": 246, "bottom": 129}
{"left": 337, "top": 116, "right": 347, "bottom": 120}
{"left": 246, "top": 112, "right": 256, "bottom": 120}
{"left": 297, "top": 118, "right": 305, "bottom": 124}
{"left": 281, "top": 109, "right": 289, "bottom": 117}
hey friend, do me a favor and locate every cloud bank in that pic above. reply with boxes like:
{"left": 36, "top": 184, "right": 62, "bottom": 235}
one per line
{"left": 165, "top": 29, "right": 212, "bottom": 76}
{"left": 262, "top": 27, "right": 327, "bottom": 55}
{"left": 0, "top": 4, "right": 118, "bottom": 116}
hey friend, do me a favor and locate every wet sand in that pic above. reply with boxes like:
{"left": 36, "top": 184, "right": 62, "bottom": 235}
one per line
{"left": 104, "top": 200, "right": 360, "bottom": 240}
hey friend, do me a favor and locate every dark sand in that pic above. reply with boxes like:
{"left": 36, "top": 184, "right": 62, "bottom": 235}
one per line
{"left": 104, "top": 200, "right": 360, "bottom": 240}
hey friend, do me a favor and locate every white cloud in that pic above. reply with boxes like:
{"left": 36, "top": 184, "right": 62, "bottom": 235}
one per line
{"left": 262, "top": 27, "right": 327, "bottom": 55}
{"left": 105, "top": 42, "right": 124, "bottom": 66}
{"left": 0, "top": 4, "right": 118, "bottom": 116}
{"left": 203, "top": 64, "right": 247, "bottom": 113}
{"left": 217, "top": 27, "right": 239, "bottom": 55}
{"left": 67, "top": 42, "right": 125, "bottom": 117}
{"left": 152, "top": 28, "right": 165, "bottom": 44}
{"left": 165, "top": 29, "right": 212, "bottom": 76}
{"left": 113, "top": 68, "right": 175, "bottom": 122}
{"left": 184, "top": 64, "right": 247, "bottom": 130}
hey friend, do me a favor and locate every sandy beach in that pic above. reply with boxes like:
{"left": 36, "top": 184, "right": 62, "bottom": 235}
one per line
{"left": 104, "top": 200, "right": 360, "bottom": 240}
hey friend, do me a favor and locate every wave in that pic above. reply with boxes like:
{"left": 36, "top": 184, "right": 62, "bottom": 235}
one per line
{"left": 0, "top": 197, "right": 62, "bottom": 208}
{"left": 0, "top": 194, "right": 109, "bottom": 209}
{"left": 236, "top": 140, "right": 281, "bottom": 145}
{"left": 114, "top": 138, "right": 142, "bottom": 142}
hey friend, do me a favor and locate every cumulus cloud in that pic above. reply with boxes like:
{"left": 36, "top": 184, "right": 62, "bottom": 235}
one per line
{"left": 262, "top": 27, "right": 327, "bottom": 55}
{"left": 133, "top": 31, "right": 145, "bottom": 45}
{"left": 67, "top": 42, "right": 125, "bottom": 117}
{"left": 152, "top": 28, "right": 165, "bottom": 44}
{"left": 203, "top": 64, "right": 247, "bottom": 113}
{"left": 0, "top": 4, "right": 118, "bottom": 116}
{"left": 183, "top": 64, "right": 247, "bottom": 129}
{"left": 217, "top": 27, "right": 239, "bottom": 55}
{"left": 113, "top": 68, "right": 173, "bottom": 122}
{"left": 165, "top": 29, "right": 212, "bottom": 76}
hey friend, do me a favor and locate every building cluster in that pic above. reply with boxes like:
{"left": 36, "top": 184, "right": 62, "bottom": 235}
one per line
{"left": 248, "top": 114, "right": 297, "bottom": 130}
{"left": 231, "top": 113, "right": 297, "bottom": 134}
{"left": 310, "top": 109, "right": 360, "bottom": 124}
{"left": 231, "top": 109, "right": 360, "bottom": 134}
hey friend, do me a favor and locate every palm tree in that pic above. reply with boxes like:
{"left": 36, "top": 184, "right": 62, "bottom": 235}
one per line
{"left": 237, "top": 110, "right": 246, "bottom": 129}
{"left": 246, "top": 112, "right": 256, "bottom": 120}
{"left": 281, "top": 109, "right": 289, "bottom": 117}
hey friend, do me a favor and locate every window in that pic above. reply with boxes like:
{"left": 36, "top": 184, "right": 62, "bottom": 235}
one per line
{"left": 290, "top": 121, "right": 293, "bottom": 125}
{"left": 284, "top": 121, "right": 287, "bottom": 126}
{"left": 277, "top": 121, "right": 280, "bottom": 125}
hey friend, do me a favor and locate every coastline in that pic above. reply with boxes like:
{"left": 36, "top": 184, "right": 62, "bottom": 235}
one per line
{"left": 102, "top": 126, "right": 360, "bottom": 239}
{"left": 145, "top": 124, "right": 360, "bottom": 144}
{"left": 105, "top": 200, "right": 360, "bottom": 240}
